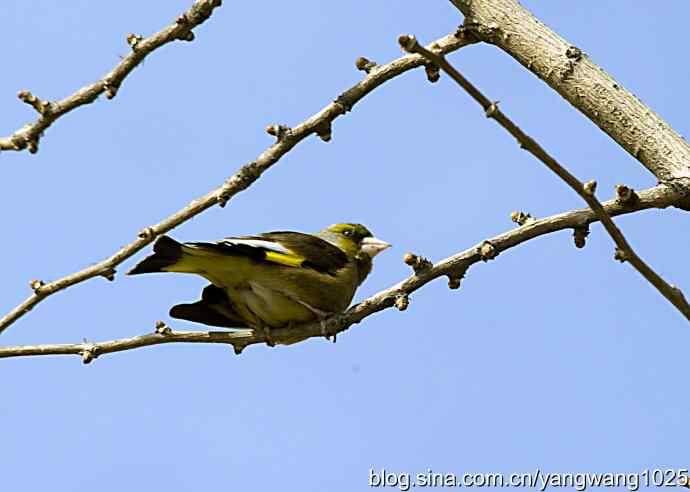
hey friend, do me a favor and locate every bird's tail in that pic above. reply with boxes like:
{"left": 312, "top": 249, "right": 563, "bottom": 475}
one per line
{"left": 128, "top": 235, "right": 187, "bottom": 275}
{"left": 129, "top": 235, "right": 236, "bottom": 275}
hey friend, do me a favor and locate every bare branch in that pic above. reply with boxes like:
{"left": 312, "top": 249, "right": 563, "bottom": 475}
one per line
{"left": 0, "top": 0, "right": 222, "bottom": 154}
{"left": 0, "top": 184, "right": 682, "bottom": 361}
{"left": 447, "top": 0, "right": 690, "bottom": 190}
{"left": 0, "top": 32, "right": 475, "bottom": 336}
{"left": 400, "top": 35, "right": 690, "bottom": 322}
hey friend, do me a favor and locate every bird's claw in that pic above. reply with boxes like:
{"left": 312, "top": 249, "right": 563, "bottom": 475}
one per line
{"left": 320, "top": 318, "right": 337, "bottom": 343}
{"left": 262, "top": 325, "right": 275, "bottom": 347}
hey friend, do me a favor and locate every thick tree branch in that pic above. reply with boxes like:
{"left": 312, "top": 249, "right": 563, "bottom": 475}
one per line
{"left": 0, "top": 184, "right": 682, "bottom": 361}
{"left": 400, "top": 35, "right": 690, "bottom": 322}
{"left": 0, "top": 0, "right": 222, "bottom": 154}
{"left": 0, "top": 32, "right": 475, "bottom": 336}
{"left": 448, "top": 0, "right": 690, "bottom": 193}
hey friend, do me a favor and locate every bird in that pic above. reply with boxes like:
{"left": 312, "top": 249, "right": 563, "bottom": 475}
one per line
{"left": 128, "top": 223, "right": 391, "bottom": 343}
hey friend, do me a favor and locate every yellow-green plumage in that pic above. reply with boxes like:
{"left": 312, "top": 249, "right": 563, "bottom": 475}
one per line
{"left": 128, "top": 224, "right": 390, "bottom": 334}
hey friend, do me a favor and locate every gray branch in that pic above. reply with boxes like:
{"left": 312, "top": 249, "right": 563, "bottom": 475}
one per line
{"left": 399, "top": 35, "right": 690, "bottom": 320}
{"left": 0, "top": 183, "right": 682, "bottom": 361}
{"left": 0, "top": 0, "right": 223, "bottom": 154}
{"left": 0, "top": 31, "right": 475, "bottom": 336}
{"left": 448, "top": 0, "right": 690, "bottom": 192}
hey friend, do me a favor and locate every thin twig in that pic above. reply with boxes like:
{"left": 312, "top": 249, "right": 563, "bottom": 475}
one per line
{"left": 399, "top": 35, "right": 690, "bottom": 322}
{"left": 0, "top": 32, "right": 475, "bottom": 336}
{"left": 0, "top": 0, "right": 223, "bottom": 154}
{"left": 0, "top": 183, "right": 682, "bottom": 360}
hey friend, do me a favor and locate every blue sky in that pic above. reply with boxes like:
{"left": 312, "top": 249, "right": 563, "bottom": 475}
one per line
{"left": 2, "top": 1, "right": 689, "bottom": 490}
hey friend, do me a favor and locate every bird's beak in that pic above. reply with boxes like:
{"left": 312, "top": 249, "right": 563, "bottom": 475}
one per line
{"left": 360, "top": 237, "right": 392, "bottom": 257}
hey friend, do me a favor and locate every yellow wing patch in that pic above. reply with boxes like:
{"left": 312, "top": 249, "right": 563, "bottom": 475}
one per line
{"left": 264, "top": 251, "right": 306, "bottom": 268}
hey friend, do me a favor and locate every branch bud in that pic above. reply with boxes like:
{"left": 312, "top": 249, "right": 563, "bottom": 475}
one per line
{"left": 398, "top": 34, "right": 418, "bottom": 53}
{"left": 355, "top": 56, "right": 377, "bottom": 73}
{"left": 583, "top": 180, "right": 598, "bottom": 195}
{"left": 29, "top": 279, "right": 45, "bottom": 292}
{"left": 424, "top": 63, "right": 440, "bottom": 83}
{"left": 138, "top": 227, "right": 155, "bottom": 239}
{"left": 485, "top": 101, "right": 500, "bottom": 118}
{"left": 155, "top": 320, "right": 172, "bottom": 335}
{"left": 266, "top": 124, "right": 290, "bottom": 140}
{"left": 316, "top": 123, "right": 332, "bottom": 142}
{"left": 615, "top": 184, "right": 638, "bottom": 206}
{"left": 573, "top": 226, "right": 590, "bottom": 249}
{"left": 403, "top": 252, "right": 433, "bottom": 274}
{"left": 394, "top": 294, "right": 409, "bottom": 311}
{"left": 511, "top": 210, "right": 534, "bottom": 226}
{"left": 126, "top": 33, "right": 144, "bottom": 50}
{"left": 81, "top": 346, "right": 96, "bottom": 364}
{"left": 614, "top": 247, "right": 628, "bottom": 263}
{"left": 478, "top": 241, "right": 498, "bottom": 261}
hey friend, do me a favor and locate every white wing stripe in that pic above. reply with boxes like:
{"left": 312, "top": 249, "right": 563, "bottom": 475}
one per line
{"left": 218, "top": 239, "right": 292, "bottom": 254}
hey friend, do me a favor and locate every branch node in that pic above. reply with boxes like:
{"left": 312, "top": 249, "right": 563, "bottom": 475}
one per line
{"left": 138, "top": 227, "right": 156, "bottom": 239}
{"left": 316, "top": 122, "right": 332, "bottom": 142}
{"left": 100, "top": 268, "right": 116, "bottom": 281}
{"left": 573, "top": 225, "right": 590, "bottom": 249}
{"left": 510, "top": 210, "right": 535, "bottom": 226}
{"left": 355, "top": 56, "right": 377, "bottom": 73}
{"left": 447, "top": 276, "right": 462, "bottom": 290}
{"left": 478, "top": 241, "right": 498, "bottom": 262}
{"left": 583, "top": 180, "right": 598, "bottom": 196}
{"left": 424, "top": 63, "right": 440, "bottom": 83}
{"left": 398, "top": 34, "right": 418, "bottom": 53}
{"left": 29, "top": 279, "right": 45, "bottom": 293}
{"left": 403, "top": 252, "right": 433, "bottom": 274}
{"left": 81, "top": 345, "right": 97, "bottom": 364}
{"left": 176, "top": 14, "right": 189, "bottom": 25}
{"left": 17, "top": 90, "right": 52, "bottom": 115}
{"left": 232, "top": 343, "right": 245, "bottom": 355}
{"left": 485, "top": 101, "right": 500, "bottom": 118}
{"left": 126, "top": 33, "right": 144, "bottom": 50}
{"left": 394, "top": 294, "right": 409, "bottom": 311}
{"left": 565, "top": 46, "right": 583, "bottom": 61}
{"left": 615, "top": 184, "right": 639, "bottom": 206}
{"left": 614, "top": 247, "right": 628, "bottom": 263}
{"left": 155, "top": 320, "right": 172, "bottom": 335}
{"left": 266, "top": 124, "right": 291, "bottom": 141}
{"left": 27, "top": 139, "right": 39, "bottom": 154}
{"left": 103, "top": 81, "right": 119, "bottom": 100}
{"left": 179, "top": 30, "right": 195, "bottom": 42}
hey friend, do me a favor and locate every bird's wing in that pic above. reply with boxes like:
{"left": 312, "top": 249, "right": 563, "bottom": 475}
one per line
{"left": 169, "top": 284, "right": 249, "bottom": 328}
{"left": 186, "top": 231, "right": 349, "bottom": 275}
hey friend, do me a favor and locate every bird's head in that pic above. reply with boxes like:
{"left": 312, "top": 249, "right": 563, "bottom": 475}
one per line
{"left": 322, "top": 223, "right": 391, "bottom": 259}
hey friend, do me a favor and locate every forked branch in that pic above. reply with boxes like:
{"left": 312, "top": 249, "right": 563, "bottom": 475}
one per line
{"left": 0, "top": 183, "right": 683, "bottom": 361}
{"left": 0, "top": 0, "right": 223, "bottom": 154}
{"left": 398, "top": 35, "right": 690, "bottom": 322}
{"left": 0, "top": 31, "right": 475, "bottom": 336}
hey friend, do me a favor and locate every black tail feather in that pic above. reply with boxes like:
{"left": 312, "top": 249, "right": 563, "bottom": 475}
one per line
{"left": 128, "top": 235, "right": 182, "bottom": 275}
{"left": 169, "top": 284, "right": 248, "bottom": 328}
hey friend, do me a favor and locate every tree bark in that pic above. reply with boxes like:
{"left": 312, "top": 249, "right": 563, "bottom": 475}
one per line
{"left": 449, "top": 0, "right": 690, "bottom": 190}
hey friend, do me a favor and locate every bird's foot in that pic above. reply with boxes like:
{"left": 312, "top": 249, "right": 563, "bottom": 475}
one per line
{"left": 261, "top": 325, "right": 275, "bottom": 347}
{"left": 319, "top": 318, "right": 338, "bottom": 343}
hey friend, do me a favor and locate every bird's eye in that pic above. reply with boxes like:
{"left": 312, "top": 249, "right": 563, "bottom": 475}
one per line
{"left": 343, "top": 229, "right": 353, "bottom": 237}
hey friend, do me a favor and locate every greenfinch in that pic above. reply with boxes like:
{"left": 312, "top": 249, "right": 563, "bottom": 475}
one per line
{"left": 128, "top": 223, "right": 390, "bottom": 338}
